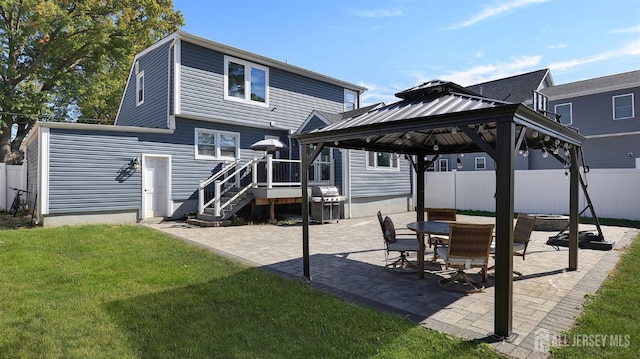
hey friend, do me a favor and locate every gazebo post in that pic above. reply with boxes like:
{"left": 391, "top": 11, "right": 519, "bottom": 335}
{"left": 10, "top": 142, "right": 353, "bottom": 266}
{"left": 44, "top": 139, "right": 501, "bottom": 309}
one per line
{"left": 301, "top": 144, "right": 311, "bottom": 279}
{"left": 569, "top": 147, "right": 580, "bottom": 270}
{"left": 494, "top": 120, "right": 515, "bottom": 338}
{"left": 416, "top": 153, "right": 426, "bottom": 279}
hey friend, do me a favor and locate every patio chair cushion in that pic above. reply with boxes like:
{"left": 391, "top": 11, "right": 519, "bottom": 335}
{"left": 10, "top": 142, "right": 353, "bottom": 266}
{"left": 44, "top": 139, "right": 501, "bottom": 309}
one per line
{"left": 388, "top": 238, "right": 420, "bottom": 252}
{"left": 383, "top": 216, "right": 396, "bottom": 243}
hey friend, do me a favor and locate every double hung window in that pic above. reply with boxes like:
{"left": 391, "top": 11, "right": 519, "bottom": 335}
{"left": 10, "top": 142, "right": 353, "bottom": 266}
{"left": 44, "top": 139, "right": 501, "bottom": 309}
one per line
{"left": 366, "top": 151, "right": 399, "bottom": 170}
{"left": 613, "top": 94, "right": 634, "bottom": 120}
{"left": 195, "top": 128, "right": 239, "bottom": 160}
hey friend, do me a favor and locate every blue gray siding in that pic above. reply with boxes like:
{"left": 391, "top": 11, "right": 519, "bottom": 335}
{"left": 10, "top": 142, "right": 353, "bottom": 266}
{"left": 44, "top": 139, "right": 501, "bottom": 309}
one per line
{"left": 549, "top": 88, "right": 639, "bottom": 136}
{"left": 349, "top": 151, "right": 411, "bottom": 198}
{"left": 117, "top": 41, "right": 172, "bottom": 128}
{"left": 179, "top": 41, "right": 345, "bottom": 131}
{"left": 46, "top": 119, "right": 288, "bottom": 214}
{"left": 26, "top": 134, "right": 39, "bottom": 207}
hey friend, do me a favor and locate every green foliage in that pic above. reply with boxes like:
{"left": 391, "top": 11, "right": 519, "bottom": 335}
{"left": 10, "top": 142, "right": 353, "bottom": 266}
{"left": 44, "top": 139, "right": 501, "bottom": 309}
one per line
{"left": 0, "top": 0, "right": 184, "bottom": 163}
{"left": 0, "top": 225, "right": 505, "bottom": 358}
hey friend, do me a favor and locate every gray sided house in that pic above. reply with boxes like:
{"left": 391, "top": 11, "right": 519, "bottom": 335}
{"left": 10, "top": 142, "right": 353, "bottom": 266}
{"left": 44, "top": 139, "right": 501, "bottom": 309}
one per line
{"left": 24, "top": 30, "right": 371, "bottom": 226}
{"left": 540, "top": 70, "right": 640, "bottom": 170}
{"left": 295, "top": 104, "right": 413, "bottom": 217}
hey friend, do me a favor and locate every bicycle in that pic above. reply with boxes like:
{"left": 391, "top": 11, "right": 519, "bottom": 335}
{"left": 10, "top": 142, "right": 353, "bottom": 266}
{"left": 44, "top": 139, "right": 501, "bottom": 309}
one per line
{"left": 9, "top": 187, "right": 29, "bottom": 216}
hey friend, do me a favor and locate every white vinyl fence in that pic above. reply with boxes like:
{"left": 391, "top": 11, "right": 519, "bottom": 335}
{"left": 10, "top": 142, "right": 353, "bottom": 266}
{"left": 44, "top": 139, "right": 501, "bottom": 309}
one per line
{"left": 422, "top": 169, "right": 640, "bottom": 221}
{"left": 0, "top": 163, "right": 27, "bottom": 212}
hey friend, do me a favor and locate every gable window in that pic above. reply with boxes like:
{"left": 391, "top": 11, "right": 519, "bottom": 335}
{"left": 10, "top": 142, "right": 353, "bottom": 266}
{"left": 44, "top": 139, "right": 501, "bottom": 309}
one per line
{"left": 224, "top": 55, "right": 269, "bottom": 106}
{"left": 438, "top": 159, "right": 449, "bottom": 172}
{"left": 613, "top": 94, "right": 634, "bottom": 120}
{"left": 194, "top": 128, "right": 239, "bottom": 160}
{"left": 366, "top": 151, "right": 399, "bottom": 170}
{"left": 344, "top": 89, "right": 358, "bottom": 112}
{"left": 136, "top": 71, "right": 145, "bottom": 106}
{"left": 554, "top": 103, "right": 572, "bottom": 125}
{"left": 475, "top": 157, "right": 486, "bottom": 170}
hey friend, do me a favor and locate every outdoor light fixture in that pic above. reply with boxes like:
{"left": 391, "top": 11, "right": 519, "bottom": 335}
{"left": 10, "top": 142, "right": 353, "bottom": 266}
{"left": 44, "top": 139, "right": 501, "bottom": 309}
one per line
{"left": 532, "top": 130, "right": 539, "bottom": 138}
{"left": 404, "top": 132, "right": 411, "bottom": 139}
{"left": 451, "top": 127, "right": 458, "bottom": 134}
{"left": 433, "top": 141, "right": 439, "bottom": 151}
{"left": 129, "top": 158, "right": 140, "bottom": 171}
{"left": 365, "top": 136, "right": 371, "bottom": 143}
{"left": 544, "top": 135, "right": 550, "bottom": 142}
{"left": 542, "top": 147, "right": 549, "bottom": 158}
{"left": 477, "top": 124, "right": 485, "bottom": 134}
{"left": 334, "top": 140, "right": 339, "bottom": 145}
{"left": 396, "top": 139, "right": 403, "bottom": 145}
{"left": 456, "top": 156, "right": 463, "bottom": 169}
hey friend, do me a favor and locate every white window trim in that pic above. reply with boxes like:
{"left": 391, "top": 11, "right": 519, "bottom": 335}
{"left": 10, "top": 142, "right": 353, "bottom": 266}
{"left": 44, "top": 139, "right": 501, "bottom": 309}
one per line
{"left": 344, "top": 89, "right": 359, "bottom": 112}
{"left": 194, "top": 128, "right": 240, "bottom": 161}
{"left": 475, "top": 157, "right": 486, "bottom": 170}
{"left": 612, "top": 93, "right": 634, "bottom": 120}
{"left": 223, "top": 55, "right": 269, "bottom": 107}
{"left": 365, "top": 151, "right": 400, "bottom": 171}
{"left": 438, "top": 158, "right": 449, "bottom": 172}
{"left": 136, "top": 71, "right": 145, "bottom": 106}
{"left": 554, "top": 102, "right": 572, "bottom": 125}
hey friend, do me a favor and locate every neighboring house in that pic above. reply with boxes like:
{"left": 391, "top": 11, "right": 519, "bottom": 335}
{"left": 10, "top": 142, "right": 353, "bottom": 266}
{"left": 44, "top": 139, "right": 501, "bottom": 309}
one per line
{"left": 23, "top": 30, "right": 381, "bottom": 227}
{"left": 440, "top": 68, "right": 554, "bottom": 171}
{"left": 439, "top": 68, "right": 639, "bottom": 171}
{"left": 540, "top": 70, "right": 640, "bottom": 170}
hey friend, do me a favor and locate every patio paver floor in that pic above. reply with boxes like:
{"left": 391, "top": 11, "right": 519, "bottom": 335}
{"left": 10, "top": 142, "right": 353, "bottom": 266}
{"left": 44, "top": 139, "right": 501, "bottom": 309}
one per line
{"left": 144, "top": 213, "right": 637, "bottom": 359}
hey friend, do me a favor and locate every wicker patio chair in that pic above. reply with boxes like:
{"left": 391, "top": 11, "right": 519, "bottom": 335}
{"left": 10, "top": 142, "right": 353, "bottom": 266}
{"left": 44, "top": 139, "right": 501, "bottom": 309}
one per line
{"left": 436, "top": 223, "right": 494, "bottom": 293}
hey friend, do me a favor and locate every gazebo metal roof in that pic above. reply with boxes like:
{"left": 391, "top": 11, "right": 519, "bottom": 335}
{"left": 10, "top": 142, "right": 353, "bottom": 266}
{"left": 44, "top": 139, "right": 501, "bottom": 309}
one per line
{"left": 293, "top": 81, "right": 587, "bottom": 340}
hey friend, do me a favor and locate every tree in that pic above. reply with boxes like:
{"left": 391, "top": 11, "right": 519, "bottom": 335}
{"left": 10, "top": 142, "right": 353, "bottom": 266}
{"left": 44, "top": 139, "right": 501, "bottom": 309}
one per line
{"left": 0, "top": 0, "right": 184, "bottom": 163}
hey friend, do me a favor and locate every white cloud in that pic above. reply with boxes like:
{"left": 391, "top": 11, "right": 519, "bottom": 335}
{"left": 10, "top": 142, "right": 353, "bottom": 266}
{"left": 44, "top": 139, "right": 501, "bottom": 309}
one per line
{"left": 548, "top": 40, "right": 640, "bottom": 71}
{"left": 446, "top": 0, "right": 548, "bottom": 30}
{"left": 429, "top": 56, "right": 543, "bottom": 86}
{"left": 609, "top": 24, "right": 640, "bottom": 33}
{"left": 353, "top": 8, "right": 406, "bottom": 18}
{"left": 548, "top": 44, "right": 567, "bottom": 49}
{"left": 358, "top": 81, "right": 403, "bottom": 106}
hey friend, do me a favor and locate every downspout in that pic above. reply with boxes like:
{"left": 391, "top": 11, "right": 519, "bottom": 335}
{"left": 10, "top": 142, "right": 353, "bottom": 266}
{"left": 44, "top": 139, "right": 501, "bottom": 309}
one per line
{"left": 167, "top": 37, "right": 179, "bottom": 130}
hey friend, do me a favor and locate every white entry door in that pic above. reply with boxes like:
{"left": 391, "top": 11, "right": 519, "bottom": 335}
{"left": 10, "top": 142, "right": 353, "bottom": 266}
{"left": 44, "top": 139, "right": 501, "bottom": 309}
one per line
{"left": 143, "top": 156, "right": 169, "bottom": 218}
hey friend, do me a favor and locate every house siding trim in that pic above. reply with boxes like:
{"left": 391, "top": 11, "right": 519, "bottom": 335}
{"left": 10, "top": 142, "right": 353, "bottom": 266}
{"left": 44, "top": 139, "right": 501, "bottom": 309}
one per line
{"left": 39, "top": 127, "right": 50, "bottom": 215}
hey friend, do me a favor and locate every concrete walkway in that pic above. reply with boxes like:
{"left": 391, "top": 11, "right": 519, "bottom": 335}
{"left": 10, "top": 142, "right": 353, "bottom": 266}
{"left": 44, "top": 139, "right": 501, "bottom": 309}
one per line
{"left": 143, "top": 213, "right": 637, "bottom": 359}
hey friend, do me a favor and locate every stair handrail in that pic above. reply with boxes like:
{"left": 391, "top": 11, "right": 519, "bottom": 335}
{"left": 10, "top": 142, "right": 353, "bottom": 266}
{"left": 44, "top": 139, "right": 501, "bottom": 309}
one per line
{"left": 198, "top": 159, "right": 240, "bottom": 214}
{"left": 200, "top": 158, "right": 259, "bottom": 215}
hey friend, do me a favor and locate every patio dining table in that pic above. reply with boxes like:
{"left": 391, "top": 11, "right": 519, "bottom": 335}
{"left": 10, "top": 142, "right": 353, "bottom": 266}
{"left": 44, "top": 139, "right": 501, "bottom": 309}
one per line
{"left": 406, "top": 221, "right": 452, "bottom": 277}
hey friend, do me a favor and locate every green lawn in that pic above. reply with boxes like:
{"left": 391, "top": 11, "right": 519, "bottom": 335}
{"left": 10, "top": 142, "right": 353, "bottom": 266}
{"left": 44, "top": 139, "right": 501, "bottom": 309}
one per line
{"left": 550, "top": 232, "right": 640, "bottom": 358}
{"left": 0, "top": 224, "right": 503, "bottom": 358}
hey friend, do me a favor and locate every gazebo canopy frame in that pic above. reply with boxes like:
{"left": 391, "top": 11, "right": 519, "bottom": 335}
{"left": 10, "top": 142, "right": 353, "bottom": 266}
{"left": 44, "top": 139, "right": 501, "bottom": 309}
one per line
{"left": 292, "top": 81, "right": 587, "bottom": 339}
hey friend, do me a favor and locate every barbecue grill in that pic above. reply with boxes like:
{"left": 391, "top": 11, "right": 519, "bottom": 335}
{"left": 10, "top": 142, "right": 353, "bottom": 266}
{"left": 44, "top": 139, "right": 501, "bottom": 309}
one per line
{"left": 309, "top": 185, "right": 344, "bottom": 224}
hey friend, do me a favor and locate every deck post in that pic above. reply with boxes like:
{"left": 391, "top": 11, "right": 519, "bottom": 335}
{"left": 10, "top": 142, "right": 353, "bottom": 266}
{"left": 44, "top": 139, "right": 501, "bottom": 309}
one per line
{"left": 267, "top": 154, "right": 273, "bottom": 189}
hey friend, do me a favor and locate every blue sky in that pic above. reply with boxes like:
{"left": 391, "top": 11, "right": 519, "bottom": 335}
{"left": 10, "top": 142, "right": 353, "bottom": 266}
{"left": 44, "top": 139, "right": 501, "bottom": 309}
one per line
{"left": 172, "top": 0, "right": 640, "bottom": 105}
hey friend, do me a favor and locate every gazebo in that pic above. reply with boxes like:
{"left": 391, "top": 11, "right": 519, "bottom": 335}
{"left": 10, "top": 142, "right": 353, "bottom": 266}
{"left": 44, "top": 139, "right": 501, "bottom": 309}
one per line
{"left": 292, "top": 81, "right": 587, "bottom": 339}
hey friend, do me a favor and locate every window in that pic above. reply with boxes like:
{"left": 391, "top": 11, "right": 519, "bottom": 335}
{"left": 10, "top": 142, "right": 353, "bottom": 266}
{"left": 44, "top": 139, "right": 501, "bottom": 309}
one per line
{"left": 554, "top": 103, "right": 572, "bottom": 125}
{"left": 224, "top": 56, "right": 269, "bottom": 106}
{"left": 613, "top": 94, "right": 634, "bottom": 120}
{"left": 438, "top": 159, "right": 449, "bottom": 172}
{"left": 136, "top": 71, "right": 145, "bottom": 106}
{"left": 194, "top": 128, "right": 239, "bottom": 160}
{"left": 366, "top": 151, "right": 399, "bottom": 170}
{"left": 344, "top": 89, "right": 358, "bottom": 112}
{"left": 475, "top": 157, "right": 486, "bottom": 170}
